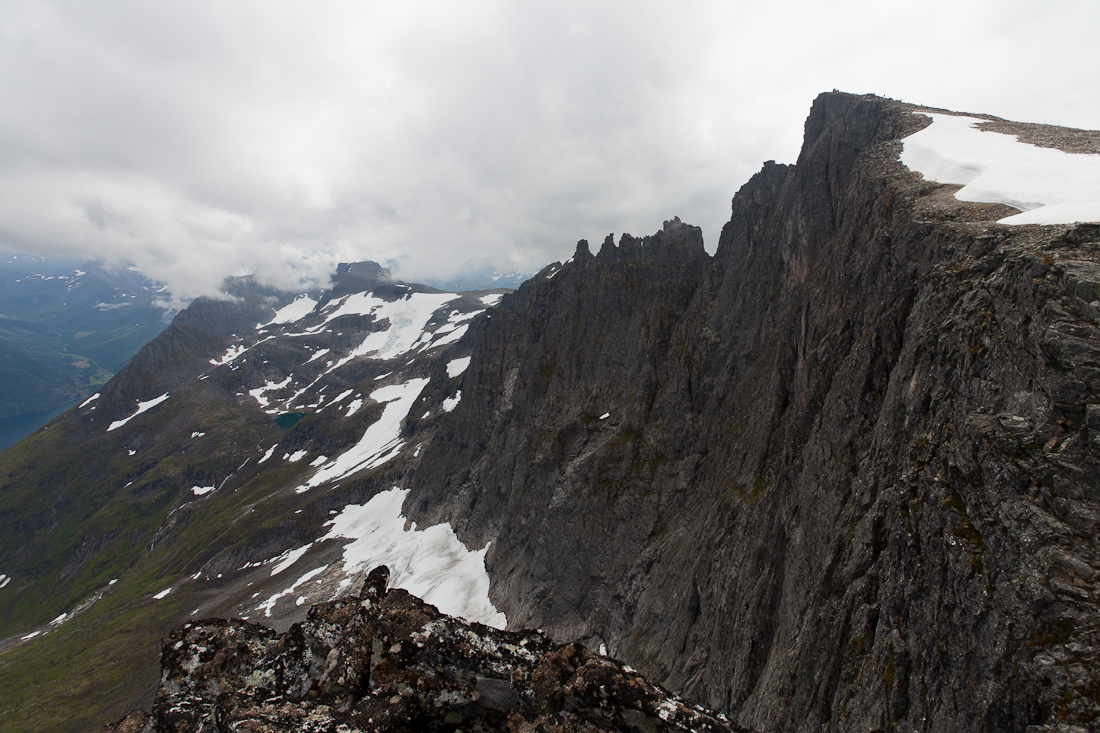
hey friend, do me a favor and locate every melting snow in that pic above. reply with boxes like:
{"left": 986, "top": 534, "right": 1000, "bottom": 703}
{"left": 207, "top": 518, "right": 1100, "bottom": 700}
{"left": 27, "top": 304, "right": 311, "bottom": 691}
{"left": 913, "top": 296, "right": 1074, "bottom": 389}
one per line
{"left": 286, "top": 450, "right": 308, "bottom": 462}
{"left": 901, "top": 113, "right": 1100, "bottom": 225}
{"left": 249, "top": 377, "right": 292, "bottom": 408}
{"left": 480, "top": 293, "right": 504, "bottom": 306}
{"left": 191, "top": 431, "right": 205, "bottom": 438}
{"left": 600, "top": 412, "right": 610, "bottom": 419}
{"left": 0, "top": 574, "right": 10, "bottom": 589}
{"left": 256, "top": 564, "right": 327, "bottom": 617}
{"left": 210, "top": 343, "right": 248, "bottom": 366}
{"left": 153, "top": 587, "right": 172, "bottom": 599}
{"left": 421, "top": 324, "right": 470, "bottom": 351}
{"left": 79, "top": 393, "right": 100, "bottom": 408}
{"left": 322, "top": 487, "right": 506, "bottom": 628}
{"left": 446, "top": 357, "right": 472, "bottom": 378}
{"left": 329, "top": 389, "right": 354, "bottom": 405}
{"left": 107, "top": 393, "right": 170, "bottom": 432}
{"left": 345, "top": 398, "right": 364, "bottom": 417}
{"left": 258, "top": 445, "right": 278, "bottom": 463}
{"left": 192, "top": 485, "right": 216, "bottom": 495}
{"left": 323, "top": 292, "right": 459, "bottom": 362}
{"left": 21, "top": 631, "right": 40, "bottom": 640}
{"left": 270, "top": 544, "right": 314, "bottom": 576}
{"left": 442, "top": 391, "right": 462, "bottom": 412}
{"left": 306, "top": 379, "right": 428, "bottom": 488}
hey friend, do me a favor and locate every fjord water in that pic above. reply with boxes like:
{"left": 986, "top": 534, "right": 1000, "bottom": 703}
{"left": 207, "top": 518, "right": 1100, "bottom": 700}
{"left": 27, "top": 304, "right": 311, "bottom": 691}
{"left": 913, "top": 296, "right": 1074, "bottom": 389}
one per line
{"left": 0, "top": 398, "right": 80, "bottom": 453}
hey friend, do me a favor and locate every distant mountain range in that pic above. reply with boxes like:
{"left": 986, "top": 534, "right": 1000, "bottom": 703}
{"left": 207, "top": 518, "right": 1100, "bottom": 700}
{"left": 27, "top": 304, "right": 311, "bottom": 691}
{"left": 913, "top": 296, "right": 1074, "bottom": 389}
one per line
{"left": 417, "top": 257, "right": 534, "bottom": 292}
{"left": 0, "top": 254, "right": 171, "bottom": 421}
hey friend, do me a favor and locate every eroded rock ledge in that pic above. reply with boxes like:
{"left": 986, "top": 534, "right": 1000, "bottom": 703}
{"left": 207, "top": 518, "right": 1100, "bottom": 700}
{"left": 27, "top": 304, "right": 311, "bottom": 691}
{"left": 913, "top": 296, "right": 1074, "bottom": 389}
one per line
{"left": 107, "top": 566, "right": 746, "bottom": 732}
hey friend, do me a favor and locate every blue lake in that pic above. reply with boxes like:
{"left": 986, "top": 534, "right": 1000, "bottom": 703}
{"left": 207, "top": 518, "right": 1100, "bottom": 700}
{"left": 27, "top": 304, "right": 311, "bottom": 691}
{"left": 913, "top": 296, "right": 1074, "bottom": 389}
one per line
{"left": 0, "top": 398, "right": 82, "bottom": 454}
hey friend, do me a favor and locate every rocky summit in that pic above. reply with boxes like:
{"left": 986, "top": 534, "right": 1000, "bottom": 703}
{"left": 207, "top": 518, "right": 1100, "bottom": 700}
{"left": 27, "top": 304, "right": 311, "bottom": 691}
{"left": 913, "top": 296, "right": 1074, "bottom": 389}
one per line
{"left": 106, "top": 566, "right": 742, "bottom": 733}
{"left": 2, "top": 92, "right": 1100, "bottom": 732}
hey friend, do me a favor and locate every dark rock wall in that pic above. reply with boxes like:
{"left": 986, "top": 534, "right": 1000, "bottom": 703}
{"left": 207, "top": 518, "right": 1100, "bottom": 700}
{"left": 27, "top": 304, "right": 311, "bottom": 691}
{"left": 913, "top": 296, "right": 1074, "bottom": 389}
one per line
{"left": 408, "top": 93, "right": 1100, "bottom": 732}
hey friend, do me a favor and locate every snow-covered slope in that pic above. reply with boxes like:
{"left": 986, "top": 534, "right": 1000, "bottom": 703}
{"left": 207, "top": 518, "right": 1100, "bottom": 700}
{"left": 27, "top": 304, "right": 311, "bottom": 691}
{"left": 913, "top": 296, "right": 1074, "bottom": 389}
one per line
{"left": 901, "top": 112, "right": 1100, "bottom": 225}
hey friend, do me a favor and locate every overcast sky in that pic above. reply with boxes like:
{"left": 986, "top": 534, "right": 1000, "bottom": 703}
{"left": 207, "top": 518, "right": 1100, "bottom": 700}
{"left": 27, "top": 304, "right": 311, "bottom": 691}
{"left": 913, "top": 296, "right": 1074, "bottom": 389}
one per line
{"left": 0, "top": 0, "right": 1097, "bottom": 305}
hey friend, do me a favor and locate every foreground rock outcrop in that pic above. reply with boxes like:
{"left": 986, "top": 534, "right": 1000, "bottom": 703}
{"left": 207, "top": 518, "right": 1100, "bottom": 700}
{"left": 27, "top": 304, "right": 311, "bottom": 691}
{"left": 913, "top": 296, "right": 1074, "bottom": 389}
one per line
{"left": 107, "top": 566, "right": 743, "bottom": 732}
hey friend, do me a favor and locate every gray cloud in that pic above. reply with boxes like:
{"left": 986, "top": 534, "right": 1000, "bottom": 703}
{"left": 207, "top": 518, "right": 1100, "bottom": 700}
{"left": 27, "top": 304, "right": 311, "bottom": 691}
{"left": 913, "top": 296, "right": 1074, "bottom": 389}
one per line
{"left": 0, "top": 0, "right": 1097, "bottom": 305}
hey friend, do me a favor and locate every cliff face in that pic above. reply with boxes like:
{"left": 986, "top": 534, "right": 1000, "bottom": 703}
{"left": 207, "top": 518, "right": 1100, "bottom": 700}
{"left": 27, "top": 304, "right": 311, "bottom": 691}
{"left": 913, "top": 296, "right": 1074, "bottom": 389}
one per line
{"left": 407, "top": 93, "right": 1100, "bottom": 731}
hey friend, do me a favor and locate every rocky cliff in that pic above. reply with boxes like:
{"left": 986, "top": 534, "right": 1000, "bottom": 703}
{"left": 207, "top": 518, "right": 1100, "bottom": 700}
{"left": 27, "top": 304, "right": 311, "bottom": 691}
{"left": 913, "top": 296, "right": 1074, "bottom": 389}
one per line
{"left": 1, "top": 92, "right": 1098, "bottom": 732}
{"left": 404, "top": 93, "right": 1100, "bottom": 731}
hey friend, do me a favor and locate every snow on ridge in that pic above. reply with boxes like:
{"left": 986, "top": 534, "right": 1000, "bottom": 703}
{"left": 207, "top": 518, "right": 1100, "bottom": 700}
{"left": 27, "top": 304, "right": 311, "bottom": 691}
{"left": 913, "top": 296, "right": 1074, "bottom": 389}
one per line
{"left": 331, "top": 292, "right": 460, "bottom": 362}
{"left": 901, "top": 113, "right": 1100, "bottom": 225}
{"left": 321, "top": 487, "right": 506, "bottom": 628}
{"left": 107, "top": 393, "right": 170, "bottom": 432}
{"left": 304, "top": 378, "right": 429, "bottom": 489}
{"left": 261, "top": 295, "right": 318, "bottom": 327}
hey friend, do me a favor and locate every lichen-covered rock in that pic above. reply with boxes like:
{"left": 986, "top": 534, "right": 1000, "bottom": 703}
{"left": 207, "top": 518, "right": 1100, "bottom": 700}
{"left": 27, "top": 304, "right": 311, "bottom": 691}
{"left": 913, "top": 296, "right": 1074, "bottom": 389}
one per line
{"left": 111, "top": 566, "right": 743, "bottom": 732}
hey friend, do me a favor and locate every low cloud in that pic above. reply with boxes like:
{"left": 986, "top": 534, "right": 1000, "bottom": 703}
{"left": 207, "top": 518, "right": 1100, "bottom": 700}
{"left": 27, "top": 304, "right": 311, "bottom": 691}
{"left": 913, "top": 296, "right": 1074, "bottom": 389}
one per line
{"left": 0, "top": 0, "right": 1097, "bottom": 304}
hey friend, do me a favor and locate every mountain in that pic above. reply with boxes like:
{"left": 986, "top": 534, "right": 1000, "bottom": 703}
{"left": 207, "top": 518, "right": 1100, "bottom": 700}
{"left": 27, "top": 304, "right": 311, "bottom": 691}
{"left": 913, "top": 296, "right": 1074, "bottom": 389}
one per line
{"left": 0, "top": 255, "right": 171, "bottom": 422}
{"left": 420, "top": 257, "right": 534, "bottom": 292}
{"left": 1, "top": 91, "right": 1099, "bottom": 732}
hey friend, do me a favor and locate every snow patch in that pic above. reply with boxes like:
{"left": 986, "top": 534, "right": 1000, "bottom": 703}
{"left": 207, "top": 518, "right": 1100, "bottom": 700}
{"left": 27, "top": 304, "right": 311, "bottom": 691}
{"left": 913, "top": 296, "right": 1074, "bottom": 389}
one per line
{"left": 107, "top": 393, "right": 170, "bottom": 432}
{"left": 79, "top": 393, "right": 100, "bottom": 408}
{"left": 325, "top": 292, "right": 459, "bottom": 362}
{"left": 192, "top": 485, "right": 216, "bottom": 496}
{"left": 258, "top": 445, "right": 278, "bottom": 463}
{"left": 261, "top": 295, "right": 318, "bottom": 327}
{"left": 249, "top": 376, "right": 291, "bottom": 408}
{"left": 901, "top": 113, "right": 1100, "bottom": 225}
{"left": 152, "top": 587, "right": 172, "bottom": 599}
{"left": 422, "top": 324, "right": 469, "bottom": 351}
{"left": 306, "top": 379, "right": 428, "bottom": 488}
{"left": 442, "top": 391, "right": 462, "bottom": 412}
{"left": 270, "top": 544, "right": 314, "bottom": 576}
{"left": 322, "top": 487, "right": 506, "bottom": 628}
{"left": 480, "top": 293, "right": 504, "bottom": 306}
{"left": 446, "top": 356, "right": 471, "bottom": 378}
{"left": 256, "top": 565, "right": 327, "bottom": 617}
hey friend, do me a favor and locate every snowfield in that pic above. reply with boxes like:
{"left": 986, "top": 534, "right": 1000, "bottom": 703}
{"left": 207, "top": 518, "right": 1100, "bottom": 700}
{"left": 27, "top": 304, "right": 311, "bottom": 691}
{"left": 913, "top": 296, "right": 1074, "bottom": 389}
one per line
{"left": 321, "top": 487, "right": 506, "bottom": 628}
{"left": 901, "top": 113, "right": 1100, "bottom": 225}
{"left": 304, "top": 378, "right": 429, "bottom": 489}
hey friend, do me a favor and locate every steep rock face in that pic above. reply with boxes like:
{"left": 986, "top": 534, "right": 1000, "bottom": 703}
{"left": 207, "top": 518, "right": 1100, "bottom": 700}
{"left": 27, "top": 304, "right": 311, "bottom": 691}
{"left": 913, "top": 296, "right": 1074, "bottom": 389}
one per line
{"left": 408, "top": 93, "right": 1100, "bottom": 731}
{"left": 110, "top": 566, "right": 741, "bottom": 733}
